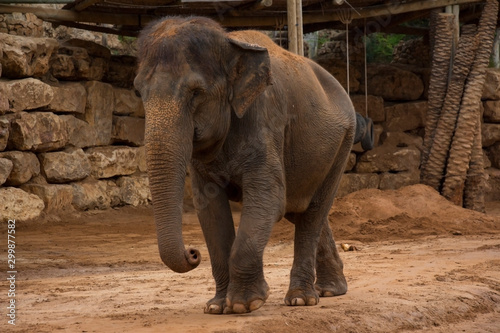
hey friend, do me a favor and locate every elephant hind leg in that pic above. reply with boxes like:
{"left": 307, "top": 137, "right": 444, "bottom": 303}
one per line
{"left": 315, "top": 222, "right": 347, "bottom": 297}
{"left": 284, "top": 134, "right": 351, "bottom": 307}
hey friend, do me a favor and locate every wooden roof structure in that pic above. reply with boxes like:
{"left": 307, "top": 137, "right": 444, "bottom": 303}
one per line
{"left": 0, "top": 0, "right": 497, "bottom": 38}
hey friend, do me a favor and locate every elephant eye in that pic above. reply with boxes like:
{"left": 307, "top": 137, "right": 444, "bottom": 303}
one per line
{"left": 192, "top": 88, "right": 204, "bottom": 99}
{"left": 189, "top": 88, "right": 206, "bottom": 112}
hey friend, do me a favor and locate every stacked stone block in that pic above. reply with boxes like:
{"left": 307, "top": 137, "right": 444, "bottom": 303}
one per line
{"left": 482, "top": 69, "right": 500, "bottom": 201}
{"left": 0, "top": 21, "right": 147, "bottom": 221}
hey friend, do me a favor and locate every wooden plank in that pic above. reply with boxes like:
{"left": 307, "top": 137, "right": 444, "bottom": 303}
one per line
{"left": 74, "top": 0, "right": 103, "bottom": 12}
{"left": 0, "top": 4, "right": 149, "bottom": 26}
{"left": 251, "top": 0, "right": 272, "bottom": 11}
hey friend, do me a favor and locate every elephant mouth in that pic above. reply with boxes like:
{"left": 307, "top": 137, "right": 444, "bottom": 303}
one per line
{"left": 193, "top": 127, "right": 201, "bottom": 142}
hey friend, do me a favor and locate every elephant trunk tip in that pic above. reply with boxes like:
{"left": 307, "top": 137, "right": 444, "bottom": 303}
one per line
{"left": 185, "top": 247, "right": 201, "bottom": 267}
{"left": 159, "top": 247, "right": 201, "bottom": 273}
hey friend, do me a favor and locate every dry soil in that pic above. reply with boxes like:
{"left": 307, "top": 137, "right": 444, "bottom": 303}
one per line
{"left": 1, "top": 184, "right": 500, "bottom": 333}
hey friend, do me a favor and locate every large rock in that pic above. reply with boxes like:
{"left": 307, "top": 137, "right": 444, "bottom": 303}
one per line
{"left": 344, "top": 153, "right": 357, "bottom": 172}
{"left": 355, "top": 144, "right": 421, "bottom": 173}
{"left": 0, "top": 187, "right": 45, "bottom": 222}
{"left": 363, "top": 64, "right": 424, "bottom": 101}
{"left": 337, "top": 173, "right": 380, "bottom": 197}
{"left": 385, "top": 101, "right": 427, "bottom": 132}
{"left": 39, "top": 147, "right": 91, "bottom": 183}
{"left": 116, "top": 174, "right": 151, "bottom": 206}
{"left": 71, "top": 179, "right": 115, "bottom": 210}
{"left": 136, "top": 146, "right": 147, "bottom": 173}
{"left": 21, "top": 183, "right": 74, "bottom": 213}
{"left": 112, "top": 116, "right": 145, "bottom": 146}
{"left": 482, "top": 68, "right": 500, "bottom": 100}
{"left": 50, "top": 39, "right": 110, "bottom": 81}
{"left": 0, "top": 33, "right": 58, "bottom": 79}
{"left": 113, "top": 87, "right": 145, "bottom": 117}
{"left": 104, "top": 55, "right": 137, "bottom": 89}
{"left": 8, "top": 112, "right": 68, "bottom": 152}
{"left": 0, "top": 12, "right": 44, "bottom": 37}
{"left": 379, "top": 131, "right": 423, "bottom": 151}
{"left": 350, "top": 95, "right": 385, "bottom": 123}
{"left": 485, "top": 168, "right": 500, "bottom": 201}
{"left": 45, "top": 82, "right": 86, "bottom": 114}
{"left": 60, "top": 115, "right": 97, "bottom": 148}
{"left": 488, "top": 142, "right": 500, "bottom": 169}
{"left": 0, "top": 83, "right": 9, "bottom": 114}
{"left": 315, "top": 57, "right": 361, "bottom": 93}
{"left": 379, "top": 170, "right": 420, "bottom": 190}
{"left": 0, "top": 158, "right": 13, "bottom": 185}
{"left": 85, "top": 146, "right": 138, "bottom": 179}
{"left": 0, "top": 151, "right": 40, "bottom": 185}
{"left": 482, "top": 123, "right": 500, "bottom": 147}
{"left": 78, "top": 81, "right": 114, "bottom": 146}
{"left": 0, "top": 117, "right": 9, "bottom": 151}
{"left": 1, "top": 78, "right": 54, "bottom": 112}
{"left": 483, "top": 100, "right": 500, "bottom": 123}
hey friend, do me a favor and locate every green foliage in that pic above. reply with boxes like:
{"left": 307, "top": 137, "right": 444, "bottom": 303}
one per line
{"left": 365, "top": 33, "right": 407, "bottom": 63}
{"left": 118, "top": 35, "right": 136, "bottom": 44}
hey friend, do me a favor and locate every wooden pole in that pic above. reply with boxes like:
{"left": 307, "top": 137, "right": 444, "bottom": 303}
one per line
{"left": 287, "top": 0, "right": 298, "bottom": 54}
{"left": 296, "top": 0, "right": 304, "bottom": 56}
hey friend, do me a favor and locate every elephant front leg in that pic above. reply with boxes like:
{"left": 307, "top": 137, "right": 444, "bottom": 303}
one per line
{"left": 224, "top": 174, "right": 285, "bottom": 314}
{"left": 192, "top": 174, "right": 235, "bottom": 314}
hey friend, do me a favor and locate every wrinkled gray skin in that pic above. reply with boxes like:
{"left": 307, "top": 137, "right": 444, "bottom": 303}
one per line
{"left": 134, "top": 17, "right": 355, "bottom": 314}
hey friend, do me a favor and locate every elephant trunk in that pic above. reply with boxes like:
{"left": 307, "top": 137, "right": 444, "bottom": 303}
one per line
{"left": 145, "top": 97, "right": 201, "bottom": 273}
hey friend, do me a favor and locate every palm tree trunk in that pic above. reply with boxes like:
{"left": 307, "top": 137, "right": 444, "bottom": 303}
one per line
{"left": 421, "top": 13, "right": 455, "bottom": 188}
{"left": 423, "top": 25, "right": 478, "bottom": 191}
{"left": 442, "top": 0, "right": 499, "bottom": 206}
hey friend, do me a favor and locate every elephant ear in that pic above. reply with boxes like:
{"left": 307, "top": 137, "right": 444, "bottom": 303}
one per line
{"left": 228, "top": 38, "right": 271, "bottom": 118}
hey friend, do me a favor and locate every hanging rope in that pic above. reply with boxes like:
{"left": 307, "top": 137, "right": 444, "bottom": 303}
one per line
{"left": 363, "top": 18, "right": 368, "bottom": 117}
{"left": 339, "top": 9, "right": 353, "bottom": 95}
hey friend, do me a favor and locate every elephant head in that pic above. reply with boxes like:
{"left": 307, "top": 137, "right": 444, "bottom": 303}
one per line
{"left": 134, "top": 17, "right": 271, "bottom": 273}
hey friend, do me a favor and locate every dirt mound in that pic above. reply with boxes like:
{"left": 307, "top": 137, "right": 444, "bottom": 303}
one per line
{"left": 328, "top": 184, "right": 500, "bottom": 242}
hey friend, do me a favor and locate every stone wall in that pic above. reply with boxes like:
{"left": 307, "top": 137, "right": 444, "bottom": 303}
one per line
{"left": 1, "top": 13, "right": 499, "bottom": 221}
{"left": 0, "top": 14, "right": 147, "bottom": 221}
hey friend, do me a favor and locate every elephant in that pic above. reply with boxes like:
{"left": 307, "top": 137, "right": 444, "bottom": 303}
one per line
{"left": 134, "top": 16, "right": 356, "bottom": 314}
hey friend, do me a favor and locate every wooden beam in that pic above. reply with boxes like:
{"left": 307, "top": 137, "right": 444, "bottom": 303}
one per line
{"left": 0, "top": 4, "right": 152, "bottom": 27}
{"left": 216, "top": 0, "right": 485, "bottom": 27}
{"left": 51, "top": 20, "right": 139, "bottom": 36}
{"left": 250, "top": 0, "right": 272, "bottom": 11}
{"left": 74, "top": 0, "right": 102, "bottom": 12}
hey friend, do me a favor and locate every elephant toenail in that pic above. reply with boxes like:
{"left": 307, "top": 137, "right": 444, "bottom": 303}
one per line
{"left": 206, "top": 304, "right": 220, "bottom": 313}
{"left": 232, "top": 303, "right": 248, "bottom": 313}
{"left": 293, "top": 298, "right": 305, "bottom": 306}
{"left": 249, "top": 299, "right": 265, "bottom": 311}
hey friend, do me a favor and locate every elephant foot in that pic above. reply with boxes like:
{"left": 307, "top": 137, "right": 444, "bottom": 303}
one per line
{"left": 284, "top": 287, "right": 319, "bottom": 306}
{"left": 315, "top": 279, "right": 347, "bottom": 297}
{"left": 223, "top": 279, "right": 270, "bottom": 314}
{"left": 204, "top": 296, "right": 226, "bottom": 314}
{"left": 315, "top": 273, "right": 348, "bottom": 297}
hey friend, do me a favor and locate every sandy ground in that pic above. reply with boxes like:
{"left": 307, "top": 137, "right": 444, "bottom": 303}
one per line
{"left": 1, "top": 184, "right": 500, "bottom": 333}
